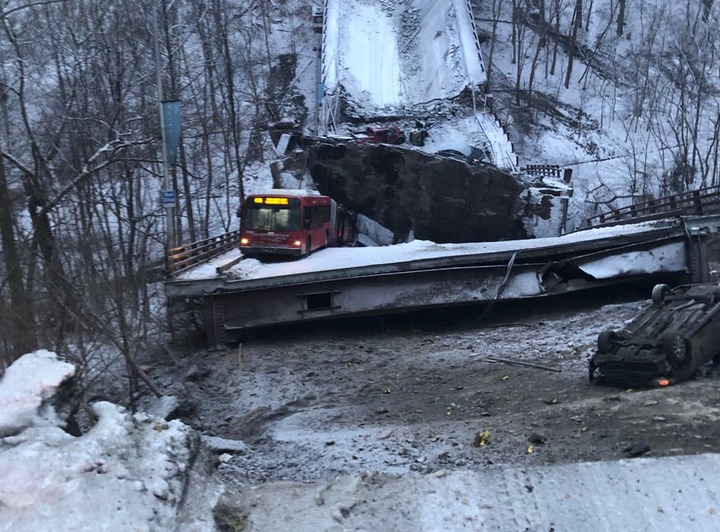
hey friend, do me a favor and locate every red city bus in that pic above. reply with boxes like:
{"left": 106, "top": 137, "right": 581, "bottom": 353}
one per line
{"left": 239, "top": 189, "right": 352, "bottom": 258}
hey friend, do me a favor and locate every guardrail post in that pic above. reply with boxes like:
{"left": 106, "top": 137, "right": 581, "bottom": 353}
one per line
{"left": 693, "top": 190, "right": 703, "bottom": 214}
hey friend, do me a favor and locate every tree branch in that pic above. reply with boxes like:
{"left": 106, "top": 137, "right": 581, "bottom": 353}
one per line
{"left": 40, "top": 138, "right": 154, "bottom": 215}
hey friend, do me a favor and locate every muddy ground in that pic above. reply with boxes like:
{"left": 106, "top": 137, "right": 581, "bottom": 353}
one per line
{"left": 150, "top": 285, "right": 720, "bottom": 488}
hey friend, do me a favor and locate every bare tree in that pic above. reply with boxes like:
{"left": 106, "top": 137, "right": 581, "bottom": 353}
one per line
{"left": 564, "top": 0, "right": 582, "bottom": 89}
{"left": 617, "top": 0, "right": 626, "bottom": 36}
{"left": 512, "top": 0, "right": 529, "bottom": 106}
{"left": 0, "top": 0, "right": 369, "bottom": 378}
{"left": 527, "top": 0, "right": 549, "bottom": 100}
{"left": 0, "top": 152, "right": 37, "bottom": 362}
{"left": 484, "top": 0, "right": 506, "bottom": 92}
{"left": 0, "top": 0, "right": 162, "bottom": 374}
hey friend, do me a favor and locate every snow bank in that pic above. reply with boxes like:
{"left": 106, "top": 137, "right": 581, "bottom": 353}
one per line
{"left": 0, "top": 350, "right": 75, "bottom": 437}
{"left": 0, "top": 352, "right": 222, "bottom": 531}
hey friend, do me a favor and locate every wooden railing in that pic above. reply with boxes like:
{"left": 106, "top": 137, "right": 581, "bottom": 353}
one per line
{"left": 585, "top": 185, "right": 720, "bottom": 228}
{"left": 167, "top": 229, "right": 240, "bottom": 275}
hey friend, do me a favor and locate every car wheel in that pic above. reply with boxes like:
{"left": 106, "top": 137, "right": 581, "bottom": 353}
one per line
{"left": 663, "top": 333, "right": 690, "bottom": 365}
{"left": 651, "top": 284, "right": 670, "bottom": 306}
{"left": 589, "top": 359, "right": 598, "bottom": 382}
{"left": 597, "top": 330, "right": 617, "bottom": 353}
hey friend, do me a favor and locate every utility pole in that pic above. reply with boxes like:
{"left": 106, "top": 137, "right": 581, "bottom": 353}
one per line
{"left": 153, "top": 2, "right": 176, "bottom": 269}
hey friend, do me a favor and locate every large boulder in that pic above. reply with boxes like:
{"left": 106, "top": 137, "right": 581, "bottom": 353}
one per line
{"left": 307, "top": 140, "right": 527, "bottom": 243}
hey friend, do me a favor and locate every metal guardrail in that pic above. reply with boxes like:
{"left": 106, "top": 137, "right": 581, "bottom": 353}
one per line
{"left": 463, "top": 0, "right": 486, "bottom": 75}
{"left": 585, "top": 185, "right": 720, "bottom": 228}
{"left": 167, "top": 230, "right": 240, "bottom": 275}
{"left": 521, "top": 164, "right": 574, "bottom": 184}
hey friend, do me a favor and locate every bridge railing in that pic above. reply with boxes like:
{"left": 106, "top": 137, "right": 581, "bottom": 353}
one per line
{"left": 167, "top": 230, "right": 240, "bottom": 276}
{"left": 585, "top": 185, "right": 720, "bottom": 228}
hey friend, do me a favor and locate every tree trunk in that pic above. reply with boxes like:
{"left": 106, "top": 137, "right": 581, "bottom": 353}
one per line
{"left": 0, "top": 151, "right": 37, "bottom": 361}
{"left": 215, "top": 0, "right": 245, "bottom": 204}
{"left": 528, "top": 0, "right": 547, "bottom": 99}
{"left": 565, "top": 0, "right": 582, "bottom": 89}
{"left": 484, "top": 0, "right": 503, "bottom": 92}
{"left": 550, "top": 0, "right": 560, "bottom": 76}
{"left": 617, "top": 0, "right": 626, "bottom": 36}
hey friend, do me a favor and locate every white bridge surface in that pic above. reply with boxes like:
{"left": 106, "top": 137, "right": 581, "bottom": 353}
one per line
{"left": 164, "top": 217, "right": 695, "bottom": 341}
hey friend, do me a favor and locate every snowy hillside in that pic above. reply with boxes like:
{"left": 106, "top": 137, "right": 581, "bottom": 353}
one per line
{"left": 476, "top": 0, "right": 720, "bottom": 216}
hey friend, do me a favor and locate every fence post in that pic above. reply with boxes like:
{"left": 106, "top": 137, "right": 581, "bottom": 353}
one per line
{"left": 693, "top": 190, "right": 703, "bottom": 214}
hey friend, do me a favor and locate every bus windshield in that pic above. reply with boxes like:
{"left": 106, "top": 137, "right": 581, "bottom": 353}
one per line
{"left": 244, "top": 205, "right": 301, "bottom": 231}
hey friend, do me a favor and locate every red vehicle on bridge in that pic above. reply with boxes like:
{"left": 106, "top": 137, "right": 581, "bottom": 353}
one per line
{"left": 239, "top": 189, "right": 354, "bottom": 258}
{"left": 350, "top": 125, "right": 406, "bottom": 145}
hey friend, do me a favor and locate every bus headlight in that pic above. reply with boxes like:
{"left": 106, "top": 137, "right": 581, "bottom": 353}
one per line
{"left": 240, "top": 237, "right": 249, "bottom": 245}
{"left": 292, "top": 240, "right": 302, "bottom": 247}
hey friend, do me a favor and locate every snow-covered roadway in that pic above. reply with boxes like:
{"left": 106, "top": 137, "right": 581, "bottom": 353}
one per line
{"left": 320, "top": 0, "right": 517, "bottom": 170}
{"left": 322, "top": 0, "right": 486, "bottom": 112}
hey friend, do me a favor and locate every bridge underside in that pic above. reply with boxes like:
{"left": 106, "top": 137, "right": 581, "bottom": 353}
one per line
{"left": 165, "top": 217, "right": 720, "bottom": 348}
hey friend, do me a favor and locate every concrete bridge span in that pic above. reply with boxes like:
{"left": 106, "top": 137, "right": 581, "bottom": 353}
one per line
{"left": 165, "top": 216, "right": 720, "bottom": 347}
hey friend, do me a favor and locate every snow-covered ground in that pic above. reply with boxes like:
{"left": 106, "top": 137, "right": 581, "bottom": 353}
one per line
{"left": 314, "top": 0, "right": 720, "bottom": 227}
{"left": 237, "top": 455, "right": 720, "bottom": 531}
{"left": 484, "top": 0, "right": 720, "bottom": 211}
{"left": 5, "top": 331, "right": 720, "bottom": 530}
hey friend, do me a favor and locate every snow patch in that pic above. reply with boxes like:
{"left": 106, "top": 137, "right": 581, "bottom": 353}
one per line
{"left": 0, "top": 350, "right": 75, "bottom": 437}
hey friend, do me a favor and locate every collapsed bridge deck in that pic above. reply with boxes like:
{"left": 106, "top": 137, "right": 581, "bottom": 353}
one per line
{"left": 165, "top": 217, "right": 720, "bottom": 347}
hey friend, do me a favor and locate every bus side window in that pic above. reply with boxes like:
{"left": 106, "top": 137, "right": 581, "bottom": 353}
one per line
{"left": 319, "top": 205, "right": 330, "bottom": 225}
